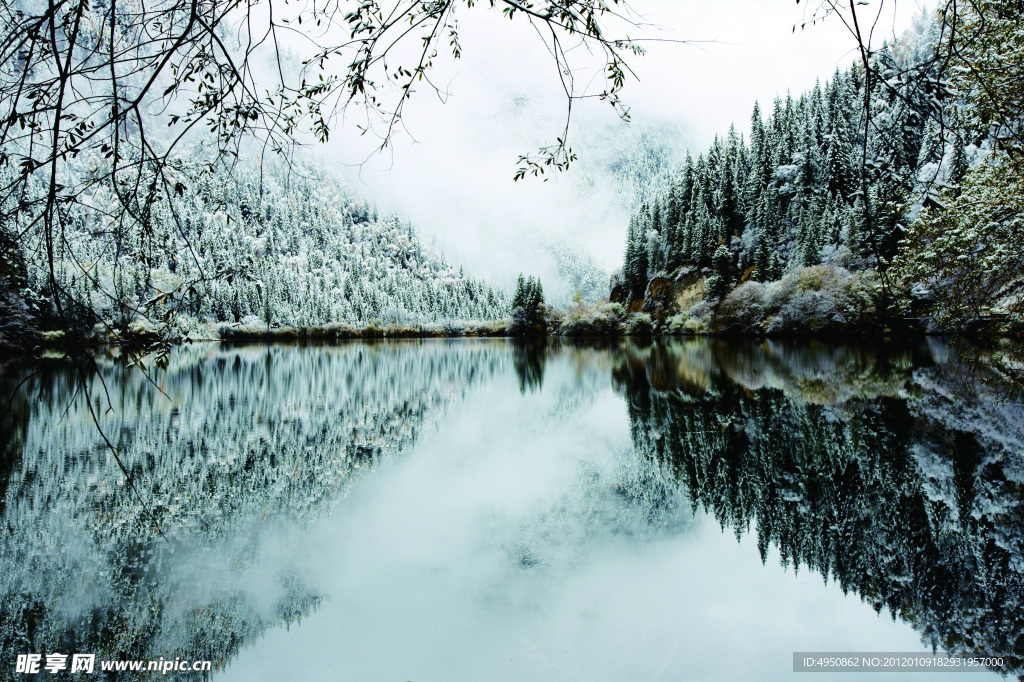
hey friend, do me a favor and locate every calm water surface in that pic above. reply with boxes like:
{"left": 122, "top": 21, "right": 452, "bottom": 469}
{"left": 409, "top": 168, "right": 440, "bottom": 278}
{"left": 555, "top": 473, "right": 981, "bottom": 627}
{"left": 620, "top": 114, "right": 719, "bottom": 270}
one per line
{"left": 1, "top": 339, "right": 1022, "bottom": 680}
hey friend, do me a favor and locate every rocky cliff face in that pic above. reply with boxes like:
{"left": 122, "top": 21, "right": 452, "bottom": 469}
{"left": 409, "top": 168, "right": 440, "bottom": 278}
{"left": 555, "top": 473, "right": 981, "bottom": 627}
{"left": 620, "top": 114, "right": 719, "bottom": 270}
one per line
{"left": 608, "top": 270, "right": 628, "bottom": 306}
{"left": 610, "top": 268, "right": 707, "bottom": 318}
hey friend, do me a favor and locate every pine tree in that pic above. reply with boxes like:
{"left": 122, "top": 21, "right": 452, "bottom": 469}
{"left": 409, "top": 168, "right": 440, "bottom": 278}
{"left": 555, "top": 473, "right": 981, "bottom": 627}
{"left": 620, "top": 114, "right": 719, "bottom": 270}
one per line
{"left": 753, "top": 227, "right": 770, "bottom": 281}
{"left": 718, "top": 136, "right": 744, "bottom": 242}
{"left": 519, "top": 276, "right": 544, "bottom": 325}
{"left": 623, "top": 218, "right": 639, "bottom": 297}
{"left": 916, "top": 118, "right": 944, "bottom": 168}
{"left": 649, "top": 202, "right": 665, "bottom": 271}
{"left": 948, "top": 136, "right": 969, "bottom": 195}
{"left": 626, "top": 216, "right": 650, "bottom": 300}
{"left": 795, "top": 127, "right": 819, "bottom": 200}
{"left": 512, "top": 274, "right": 527, "bottom": 310}
{"left": 707, "top": 244, "right": 733, "bottom": 298}
{"left": 665, "top": 187, "right": 682, "bottom": 270}
{"left": 823, "top": 118, "right": 854, "bottom": 201}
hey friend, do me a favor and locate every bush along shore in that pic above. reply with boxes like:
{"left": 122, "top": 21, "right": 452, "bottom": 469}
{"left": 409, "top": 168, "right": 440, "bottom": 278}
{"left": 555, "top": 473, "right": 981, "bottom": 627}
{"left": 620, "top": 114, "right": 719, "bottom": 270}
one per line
{"left": 614, "top": 263, "right": 1023, "bottom": 339}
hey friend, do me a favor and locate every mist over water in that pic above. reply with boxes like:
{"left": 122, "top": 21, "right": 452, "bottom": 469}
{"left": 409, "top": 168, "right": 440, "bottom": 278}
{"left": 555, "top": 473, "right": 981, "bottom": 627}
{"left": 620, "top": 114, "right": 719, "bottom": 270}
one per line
{"left": 1, "top": 339, "right": 1021, "bottom": 680}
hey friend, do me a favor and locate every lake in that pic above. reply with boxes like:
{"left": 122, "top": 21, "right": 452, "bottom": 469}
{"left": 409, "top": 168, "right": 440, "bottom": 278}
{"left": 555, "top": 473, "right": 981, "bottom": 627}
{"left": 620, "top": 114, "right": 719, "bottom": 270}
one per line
{"left": 1, "top": 338, "right": 1022, "bottom": 680}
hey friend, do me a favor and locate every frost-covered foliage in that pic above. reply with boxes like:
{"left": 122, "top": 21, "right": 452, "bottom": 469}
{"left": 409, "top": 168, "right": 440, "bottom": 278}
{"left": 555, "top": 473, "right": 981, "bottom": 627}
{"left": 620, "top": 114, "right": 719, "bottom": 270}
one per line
{"left": 941, "top": 0, "right": 1024, "bottom": 160}
{"left": 622, "top": 312, "right": 652, "bottom": 336}
{"left": 558, "top": 301, "right": 625, "bottom": 336}
{"left": 555, "top": 300, "right": 651, "bottom": 336}
{"left": 894, "top": 157, "right": 1024, "bottom": 327}
{"left": 665, "top": 311, "right": 709, "bottom": 335}
{"left": 12, "top": 154, "right": 507, "bottom": 339}
{"left": 886, "top": 1, "right": 1024, "bottom": 330}
{"left": 888, "top": 0, "right": 1024, "bottom": 329}
{"left": 665, "top": 300, "right": 716, "bottom": 336}
{"left": 714, "top": 281, "right": 768, "bottom": 332}
{"left": 716, "top": 265, "right": 880, "bottom": 335}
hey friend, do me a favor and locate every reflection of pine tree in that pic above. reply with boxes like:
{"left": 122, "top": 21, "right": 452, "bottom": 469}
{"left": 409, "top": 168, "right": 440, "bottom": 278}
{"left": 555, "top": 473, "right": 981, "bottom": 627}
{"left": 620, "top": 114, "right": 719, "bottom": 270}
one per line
{"left": 617, "top": 342, "right": 1024, "bottom": 674}
{"left": 512, "top": 341, "right": 547, "bottom": 393}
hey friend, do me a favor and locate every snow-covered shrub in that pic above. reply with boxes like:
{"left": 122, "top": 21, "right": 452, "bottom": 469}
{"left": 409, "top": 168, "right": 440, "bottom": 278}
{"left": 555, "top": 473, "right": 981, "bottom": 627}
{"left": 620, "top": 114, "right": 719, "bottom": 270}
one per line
{"left": 558, "top": 301, "right": 625, "bottom": 336}
{"left": 664, "top": 311, "right": 710, "bottom": 335}
{"left": 603, "top": 302, "right": 625, "bottom": 318}
{"left": 322, "top": 322, "right": 361, "bottom": 338}
{"left": 379, "top": 323, "right": 420, "bottom": 337}
{"left": 623, "top": 313, "right": 653, "bottom": 336}
{"left": 709, "top": 265, "right": 879, "bottom": 335}
{"left": 763, "top": 313, "right": 788, "bottom": 335}
{"left": 716, "top": 281, "right": 768, "bottom": 333}
{"left": 762, "top": 265, "right": 878, "bottom": 334}
{"left": 127, "top": 318, "right": 161, "bottom": 339}
{"left": 683, "top": 300, "right": 715, "bottom": 334}
{"left": 464, "top": 320, "right": 507, "bottom": 337}
{"left": 682, "top": 315, "right": 710, "bottom": 335}
{"left": 269, "top": 326, "right": 299, "bottom": 340}
{"left": 665, "top": 313, "right": 687, "bottom": 334}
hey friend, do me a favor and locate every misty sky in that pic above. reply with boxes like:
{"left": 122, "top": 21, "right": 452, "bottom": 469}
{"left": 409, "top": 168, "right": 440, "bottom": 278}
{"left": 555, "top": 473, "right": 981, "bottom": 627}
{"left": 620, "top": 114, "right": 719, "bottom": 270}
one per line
{"left": 319, "top": 0, "right": 928, "bottom": 286}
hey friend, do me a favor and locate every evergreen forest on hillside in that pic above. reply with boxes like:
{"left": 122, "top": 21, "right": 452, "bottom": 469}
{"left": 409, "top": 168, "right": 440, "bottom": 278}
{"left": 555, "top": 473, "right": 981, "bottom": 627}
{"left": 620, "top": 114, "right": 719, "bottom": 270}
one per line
{"left": 2, "top": 153, "right": 508, "bottom": 344}
{"left": 620, "top": 5, "right": 1023, "bottom": 337}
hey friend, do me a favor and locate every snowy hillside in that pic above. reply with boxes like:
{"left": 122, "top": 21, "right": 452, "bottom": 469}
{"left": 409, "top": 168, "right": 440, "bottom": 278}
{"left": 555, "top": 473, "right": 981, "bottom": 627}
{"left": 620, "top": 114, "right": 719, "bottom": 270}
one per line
{"left": 19, "top": 153, "right": 508, "bottom": 339}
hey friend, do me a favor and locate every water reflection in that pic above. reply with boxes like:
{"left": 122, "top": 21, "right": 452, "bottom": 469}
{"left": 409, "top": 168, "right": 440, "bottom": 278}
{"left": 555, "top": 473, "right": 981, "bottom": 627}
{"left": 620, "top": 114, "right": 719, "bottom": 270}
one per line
{"left": 512, "top": 341, "right": 547, "bottom": 394}
{"left": 0, "top": 341, "right": 512, "bottom": 679}
{"left": 615, "top": 339, "right": 1024, "bottom": 675}
{"left": 0, "top": 338, "right": 1021, "bottom": 679}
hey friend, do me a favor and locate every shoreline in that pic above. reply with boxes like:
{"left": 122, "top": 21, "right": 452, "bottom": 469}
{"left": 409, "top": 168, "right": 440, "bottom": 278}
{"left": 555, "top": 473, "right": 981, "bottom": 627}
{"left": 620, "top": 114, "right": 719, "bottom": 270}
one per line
{"left": 17, "top": 318, "right": 1021, "bottom": 354}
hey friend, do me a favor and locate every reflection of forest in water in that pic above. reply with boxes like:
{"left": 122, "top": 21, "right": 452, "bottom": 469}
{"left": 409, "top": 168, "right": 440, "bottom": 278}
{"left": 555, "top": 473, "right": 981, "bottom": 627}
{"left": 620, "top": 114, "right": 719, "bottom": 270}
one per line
{"left": 613, "top": 339, "right": 1024, "bottom": 676}
{"left": 0, "top": 340, "right": 514, "bottom": 678}
{"left": 1, "top": 338, "right": 1022, "bottom": 677}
